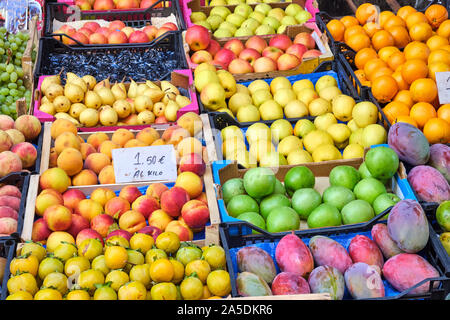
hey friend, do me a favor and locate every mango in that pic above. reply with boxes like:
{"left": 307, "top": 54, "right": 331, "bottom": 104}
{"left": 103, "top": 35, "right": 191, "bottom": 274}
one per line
{"left": 428, "top": 144, "right": 450, "bottom": 183}
{"left": 348, "top": 235, "right": 384, "bottom": 274}
{"left": 308, "top": 266, "right": 345, "bottom": 300}
{"left": 387, "top": 200, "right": 429, "bottom": 253}
{"left": 271, "top": 272, "right": 310, "bottom": 295}
{"left": 237, "top": 247, "right": 277, "bottom": 284}
{"left": 236, "top": 271, "right": 272, "bottom": 297}
{"left": 382, "top": 253, "right": 440, "bottom": 295}
{"left": 407, "top": 165, "right": 450, "bottom": 204}
{"left": 371, "top": 223, "right": 404, "bottom": 259}
{"left": 308, "top": 236, "right": 352, "bottom": 274}
{"left": 344, "top": 262, "right": 385, "bottom": 299}
{"left": 387, "top": 122, "right": 430, "bottom": 166}
{"left": 275, "top": 233, "right": 314, "bottom": 278}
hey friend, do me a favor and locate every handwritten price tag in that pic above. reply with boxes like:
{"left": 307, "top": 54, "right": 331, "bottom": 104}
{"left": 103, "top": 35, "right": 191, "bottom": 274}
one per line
{"left": 112, "top": 145, "right": 178, "bottom": 183}
{"left": 436, "top": 71, "right": 450, "bottom": 104}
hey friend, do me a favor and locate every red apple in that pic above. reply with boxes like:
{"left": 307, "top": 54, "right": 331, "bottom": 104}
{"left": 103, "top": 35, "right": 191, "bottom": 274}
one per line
{"left": 212, "top": 59, "right": 227, "bottom": 70}
{"left": 83, "top": 21, "right": 101, "bottom": 33}
{"left": 140, "top": 0, "right": 162, "bottom": 8}
{"left": 185, "top": 25, "right": 210, "bottom": 51}
{"left": 294, "top": 32, "right": 316, "bottom": 49}
{"left": 286, "top": 43, "right": 307, "bottom": 60}
{"left": 239, "top": 48, "right": 261, "bottom": 65}
{"left": 155, "top": 27, "right": 172, "bottom": 38}
{"left": 72, "top": 32, "right": 89, "bottom": 45}
{"left": 108, "top": 20, "right": 126, "bottom": 32}
{"left": 162, "top": 22, "right": 178, "bottom": 31}
{"left": 96, "top": 27, "right": 111, "bottom": 38}
{"left": 277, "top": 53, "right": 301, "bottom": 71}
{"left": 116, "top": 0, "right": 139, "bottom": 9}
{"left": 93, "top": 0, "right": 114, "bottom": 10}
{"left": 108, "top": 30, "right": 128, "bottom": 44}
{"left": 228, "top": 58, "right": 254, "bottom": 74}
{"left": 214, "top": 48, "right": 236, "bottom": 69}
{"left": 303, "top": 49, "right": 322, "bottom": 58}
{"left": 121, "top": 26, "right": 135, "bottom": 38}
{"left": 128, "top": 30, "right": 150, "bottom": 43}
{"left": 206, "top": 39, "right": 220, "bottom": 58}
{"left": 76, "top": 0, "right": 92, "bottom": 10}
{"left": 78, "top": 27, "right": 93, "bottom": 38}
{"left": 269, "top": 34, "right": 293, "bottom": 52}
{"left": 262, "top": 46, "right": 283, "bottom": 62}
{"left": 245, "top": 35, "right": 267, "bottom": 54}
{"left": 66, "top": 214, "right": 89, "bottom": 238}
{"left": 224, "top": 39, "right": 245, "bottom": 57}
{"left": 253, "top": 56, "right": 278, "bottom": 72}
{"left": 143, "top": 25, "right": 158, "bottom": 41}
{"left": 89, "top": 32, "right": 108, "bottom": 44}
{"left": 191, "top": 50, "right": 213, "bottom": 64}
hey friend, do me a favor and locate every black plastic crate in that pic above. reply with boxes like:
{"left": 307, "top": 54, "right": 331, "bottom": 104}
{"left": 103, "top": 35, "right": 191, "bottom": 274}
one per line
{"left": 34, "top": 32, "right": 188, "bottom": 83}
{"left": 0, "top": 172, "right": 31, "bottom": 242}
{"left": 219, "top": 212, "right": 450, "bottom": 300}
{"left": 0, "top": 238, "right": 16, "bottom": 300}
{"left": 44, "top": 0, "right": 186, "bottom": 47}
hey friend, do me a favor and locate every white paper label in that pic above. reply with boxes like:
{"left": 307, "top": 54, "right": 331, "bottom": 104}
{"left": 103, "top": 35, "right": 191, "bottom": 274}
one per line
{"left": 112, "top": 145, "right": 178, "bottom": 183}
{"left": 436, "top": 71, "right": 450, "bottom": 104}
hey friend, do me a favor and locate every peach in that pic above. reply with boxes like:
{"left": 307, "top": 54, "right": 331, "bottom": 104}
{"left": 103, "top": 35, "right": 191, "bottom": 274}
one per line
{"left": 160, "top": 186, "right": 190, "bottom": 217}
{"left": 84, "top": 152, "right": 111, "bottom": 175}
{"left": 136, "top": 127, "right": 160, "bottom": 145}
{"left": 176, "top": 112, "right": 202, "bottom": 137}
{"left": 124, "top": 138, "right": 147, "bottom": 148}
{"left": 5, "top": 129, "right": 25, "bottom": 145}
{"left": 0, "top": 195, "right": 20, "bottom": 211}
{"left": 0, "top": 130, "right": 13, "bottom": 152}
{"left": 76, "top": 228, "right": 104, "bottom": 247}
{"left": 175, "top": 172, "right": 203, "bottom": 199}
{"left": 62, "top": 189, "right": 86, "bottom": 210}
{"left": 145, "top": 183, "right": 169, "bottom": 203}
{"left": 131, "top": 195, "right": 159, "bottom": 219}
{"left": 181, "top": 200, "right": 210, "bottom": 229}
{"left": 50, "top": 119, "right": 77, "bottom": 140}
{"left": 11, "top": 142, "right": 37, "bottom": 168}
{"left": 0, "top": 115, "right": 15, "bottom": 130}
{"left": 31, "top": 218, "right": 51, "bottom": 242}
{"left": 80, "top": 143, "right": 96, "bottom": 160}
{"left": 195, "top": 192, "right": 208, "bottom": 206}
{"left": 98, "top": 165, "right": 115, "bottom": 184}
{"left": 165, "top": 220, "right": 193, "bottom": 241}
{"left": 104, "top": 196, "right": 130, "bottom": 219}
{"left": 49, "top": 147, "right": 58, "bottom": 168}
{"left": 90, "top": 214, "right": 116, "bottom": 238}
{"left": 87, "top": 132, "right": 110, "bottom": 151}
{"left": 72, "top": 169, "right": 98, "bottom": 186}
{"left": 151, "top": 138, "right": 165, "bottom": 146}
{"left": 35, "top": 189, "right": 64, "bottom": 216}
{"left": 66, "top": 213, "right": 90, "bottom": 238}
{"left": 44, "top": 204, "right": 72, "bottom": 231}
{"left": 179, "top": 153, "right": 206, "bottom": 176}
{"left": 106, "top": 229, "right": 132, "bottom": 242}
{"left": 54, "top": 132, "right": 81, "bottom": 154}
{"left": 56, "top": 147, "right": 84, "bottom": 176}
{"left": 118, "top": 210, "right": 147, "bottom": 234}
{"left": 0, "top": 151, "right": 22, "bottom": 178}
{"left": 99, "top": 140, "right": 120, "bottom": 159}
{"left": 119, "top": 185, "right": 142, "bottom": 204}
{"left": 137, "top": 225, "right": 161, "bottom": 241}
{"left": 75, "top": 199, "right": 104, "bottom": 222}
{"left": 0, "top": 185, "right": 21, "bottom": 198}
{"left": 148, "top": 209, "right": 173, "bottom": 231}
{"left": 40, "top": 168, "right": 71, "bottom": 193}
{"left": 90, "top": 187, "right": 116, "bottom": 207}
{"left": 177, "top": 137, "right": 203, "bottom": 157}
{"left": 111, "top": 128, "right": 135, "bottom": 147}
{"left": 161, "top": 125, "right": 190, "bottom": 145}
{"left": 0, "top": 206, "right": 18, "bottom": 219}
{"left": 14, "top": 115, "right": 41, "bottom": 141}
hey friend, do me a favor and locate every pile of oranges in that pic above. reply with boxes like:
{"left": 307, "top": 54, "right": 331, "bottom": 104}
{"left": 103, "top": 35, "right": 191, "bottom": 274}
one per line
{"left": 326, "top": 3, "right": 450, "bottom": 144}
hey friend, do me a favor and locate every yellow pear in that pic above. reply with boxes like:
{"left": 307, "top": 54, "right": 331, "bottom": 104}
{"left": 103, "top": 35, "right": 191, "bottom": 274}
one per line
{"left": 99, "top": 106, "right": 119, "bottom": 126}
{"left": 64, "top": 83, "right": 84, "bottom": 103}
{"left": 270, "top": 119, "right": 293, "bottom": 142}
{"left": 66, "top": 72, "right": 80, "bottom": 83}
{"left": 259, "top": 100, "right": 283, "bottom": 121}
{"left": 312, "top": 144, "right": 342, "bottom": 162}
{"left": 284, "top": 100, "right": 308, "bottom": 118}
{"left": 248, "top": 79, "right": 270, "bottom": 95}
{"left": 41, "top": 96, "right": 51, "bottom": 105}
{"left": 79, "top": 108, "right": 99, "bottom": 127}
{"left": 41, "top": 75, "right": 61, "bottom": 94}
{"left": 54, "top": 112, "right": 81, "bottom": 127}
{"left": 352, "top": 101, "right": 378, "bottom": 128}
{"left": 94, "top": 78, "right": 110, "bottom": 92}
{"left": 246, "top": 123, "right": 271, "bottom": 145}
{"left": 347, "top": 119, "right": 360, "bottom": 132}
{"left": 287, "top": 149, "right": 313, "bottom": 165}
{"left": 292, "top": 79, "right": 314, "bottom": 94}
{"left": 153, "top": 102, "right": 166, "bottom": 117}
{"left": 111, "top": 82, "right": 128, "bottom": 100}
{"left": 270, "top": 77, "right": 291, "bottom": 94}
{"left": 84, "top": 91, "right": 102, "bottom": 109}
{"left": 252, "top": 89, "right": 272, "bottom": 108}
{"left": 134, "top": 95, "right": 154, "bottom": 113}
{"left": 297, "top": 88, "right": 319, "bottom": 106}
{"left": 39, "top": 102, "right": 56, "bottom": 115}
{"left": 349, "top": 128, "right": 364, "bottom": 146}
{"left": 69, "top": 103, "right": 87, "bottom": 119}
{"left": 229, "top": 93, "right": 252, "bottom": 115}
{"left": 45, "top": 83, "right": 64, "bottom": 102}
{"left": 82, "top": 75, "right": 97, "bottom": 90}
{"left": 113, "top": 100, "right": 132, "bottom": 119}
{"left": 194, "top": 70, "right": 220, "bottom": 92}
{"left": 294, "top": 119, "right": 316, "bottom": 138}
{"left": 326, "top": 123, "right": 351, "bottom": 144}
{"left": 137, "top": 110, "right": 156, "bottom": 125}
{"left": 160, "top": 81, "right": 180, "bottom": 96}
{"left": 237, "top": 105, "right": 260, "bottom": 122}
{"left": 343, "top": 143, "right": 364, "bottom": 159}
{"left": 162, "top": 91, "right": 177, "bottom": 104}
{"left": 175, "top": 95, "right": 191, "bottom": 107}
{"left": 200, "top": 82, "right": 226, "bottom": 111}
{"left": 127, "top": 78, "right": 138, "bottom": 99}
{"left": 221, "top": 125, "right": 244, "bottom": 141}
{"left": 217, "top": 70, "right": 237, "bottom": 98}
{"left": 303, "top": 130, "right": 334, "bottom": 153}
{"left": 145, "top": 80, "right": 160, "bottom": 90}
{"left": 68, "top": 77, "right": 88, "bottom": 93}
{"left": 309, "top": 98, "right": 331, "bottom": 116}
{"left": 236, "top": 84, "right": 250, "bottom": 95}
{"left": 143, "top": 88, "right": 164, "bottom": 103}
{"left": 273, "top": 88, "right": 296, "bottom": 108}
{"left": 314, "top": 113, "right": 337, "bottom": 131}
{"left": 97, "top": 87, "right": 116, "bottom": 106}
{"left": 137, "top": 83, "right": 150, "bottom": 96}
{"left": 194, "top": 62, "right": 216, "bottom": 78}
{"left": 164, "top": 100, "right": 180, "bottom": 122}
{"left": 278, "top": 135, "right": 303, "bottom": 157}
{"left": 319, "top": 86, "right": 341, "bottom": 102}
{"left": 217, "top": 107, "right": 234, "bottom": 118}
{"left": 361, "top": 124, "right": 387, "bottom": 147}
{"left": 315, "top": 75, "right": 337, "bottom": 93}
{"left": 53, "top": 95, "right": 71, "bottom": 113}
{"left": 332, "top": 94, "right": 355, "bottom": 122}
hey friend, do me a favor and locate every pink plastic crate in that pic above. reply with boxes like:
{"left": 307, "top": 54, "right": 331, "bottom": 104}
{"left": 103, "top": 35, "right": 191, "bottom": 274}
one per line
{"left": 33, "top": 69, "right": 199, "bottom": 126}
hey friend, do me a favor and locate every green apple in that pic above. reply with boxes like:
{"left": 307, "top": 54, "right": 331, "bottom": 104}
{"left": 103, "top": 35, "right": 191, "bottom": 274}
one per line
{"left": 285, "top": 3, "right": 303, "bottom": 17}
{"left": 219, "top": 21, "right": 238, "bottom": 34}
{"left": 195, "top": 20, "right": 212, "bottom": 30}
{"left": 241, "top": 18, "right": 260, "bottom": 32}
{"left": 260, "top": 193, "right": 291, "bottom": 220}
{"left": 329, "top": 165, "right": 361, "bottom": 190}
{"left": 291, "top": 188, "right": 322, "bottom": 220}
{"left": 236, "top": 212, "right": 266, "bottom": 234}
{"left": 322, "top": 186, "right": 355, "bottom": 211}
{"left": 222, "top": 178, "right": 246, "bottom": 205}
{"left": 295, "top": 10, "right": 312, "bottom": 24}
{"left": 365, "top": 146, "right": 399, "bottom": 180}
{"left": 191, "top": 12, "right": 207, "bottom": 23}
{"left": 235, "top": 27, "right": 254, "bottom": 37}
{"left": 210, "top": 6, "right": 232, "bottom": 20}
{"left": 214, "top": 28, "right": 234, "bottom": 38}
{"left": 262, "top": 16, "right": 280, "bottom": 32}
{"left": 307, "top": 203, "right": 342, "bottom": 228}
{"left": 281, "top": 15, "right": 298, "bottom": 26}
{"left": 436, "top": 200, "right": 450, "bottom": 232}
{"left": 227, "top": 194, "right": 259, "bottom": 218}
{"left": 209, "top": 0, "right": 227, "bottom": 5}
{"left": 254, "top": 3, "right": 271, "bottom": 16}
{"left": 266, "top": 206, "right": 300, "bottom": 233}
{"left": 341, "top": 199, "right": 375, "bottom": 224}
{"left": 353, "top": 178, "right": 387, "bottom": 205}
{"left": 226, "top": 13, "right": 246, "bottom": 27}
{"left": 267, "top": 8, "right": 285, "bottom": 21}
{"left": 372, "top": 193, "right": 400, "bottom": 216}
{"left": 206, "top": 15, "right": 225, "bottom": 31}
{"left": 234, "top": 3, "right": 253, "bottom": 18}
{"left": 249, "top": 11, "right": 265, "bottom": 23}
{"left": 255, "top": 24, "right": 275, "bottom": 35}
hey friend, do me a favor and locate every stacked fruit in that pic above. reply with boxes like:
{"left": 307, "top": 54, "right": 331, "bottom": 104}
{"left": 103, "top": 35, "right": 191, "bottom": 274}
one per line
{"left": 53, "top": 20, "right": 178, "bottom": 46}
{"left": 38, "top": 72, "right": 193, "bottom": 127}
{"left": 222, "top": 147, "right": 401, "bottom": 232}
{"left": 0, "top": 115, "right": 41, "bottom": 177}
{"left": 75, "top": 0, "right": 163, "bottom": 11}
{"left": 234, "top": 204, "right": 438, "bottom": 299}
{"left": 43, "top": 115, "right": 205, "bottom": 186}
{"left": 191, "top": 3, "right": 312, "bottom": 37}
{"left": 6, "top": 232, "right": 231, "bottom": 300}
{"left": 187, "top": 26, "right": 320, "bottom": 73}
{"left": 0, "top": 184, "right": 23, "bottom": 236}
{"left": 436, "top": 201, "right": 450, "bottom": 255}
{"left": 326, "top": 3, "right": 450, "bottom": 144}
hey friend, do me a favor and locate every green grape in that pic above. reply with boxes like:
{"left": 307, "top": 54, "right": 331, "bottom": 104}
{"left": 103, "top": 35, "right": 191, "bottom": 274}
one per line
{"left": 5, "top": 65, "right": 14, "bottom": 73}
{"left": 1, "top": 105, "right": 9, "bottom": 115}
{"left": 0, "top": 27, "right": 6, "bottom": 34}
{"left": 14, "top": 59, "right": 20, "bottom": 66}
{"left": 0, "top": 39, "right": 4, "bottom": 48}
{"left": 8, "top": 104, "right": 16, "bottom": 113}
{"left": 9, "top": 89, "right": 18, "bottom": 97}
{"left": 10, "top": 43, "right": 18, "bottom": 51}
{"left": 15, "top": 52, "right": 23, "bottom": 60}
{"left": 16, "top": 79, "right": 23, "bottom": 86}
{"left": 14, "top": 38, "right": 22, "bottom": 46}
{"left": 0, "top": 95, "right": 5, "bottom": 103}
{"left": 0, "top": 87, "right": 9, "bottom": 96}
{"left": 18, "top": 46, "right": 25, "bottom": 54}
{"left": 0, "top": 72, "right": 9, "bottom": 82}
{"left": 0, "top": 48, "right": 5, "bottom": 56}
{"left": 24, "top": 90, "right": 31, "bottom": 97}
{"left": 7, "top": 35, "right": 14, "bottom": 43}
{"left": 18, "top": 85, "right": 25, "bottom": 92}
{"left": 7, "top": 83, "right": 17, "bottom": 89}
{"left": 0, "top": 63, "right": 6, "bottom": 71}
{"left": 3, "top": 41, "right": 9, "bottom": 48}
{"left": 15, "top": 68, "right": 23, "bottom": 77}
{"left": 5, "top": 96, "right": 13, "bottom": 104}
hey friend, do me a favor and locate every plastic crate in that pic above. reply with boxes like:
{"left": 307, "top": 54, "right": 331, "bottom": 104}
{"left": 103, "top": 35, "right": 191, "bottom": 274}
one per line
{"left": 0, "top": 238, "right": 16, "bottom": 300}
{"left": 429, "top": 224, "right": 450, "bottom": 277}
{"left": 34, "top": 32, "right": 188, "bottom": 84}
{"left": 0, "top": 172, "right": 30, "bottom": 241}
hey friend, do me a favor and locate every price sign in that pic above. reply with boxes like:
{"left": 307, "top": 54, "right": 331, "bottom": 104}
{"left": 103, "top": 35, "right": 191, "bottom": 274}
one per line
{"left": 436, "top": 71, "right": 450, "bottom": 104}
{"left": 112, "top": 145, "right": 177, "bottom": 183}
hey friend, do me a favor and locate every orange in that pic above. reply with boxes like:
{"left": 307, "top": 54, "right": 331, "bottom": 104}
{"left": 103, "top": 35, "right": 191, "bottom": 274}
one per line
{"left": 383, "top": 16, "right": 406, "bottom": 30}
{"left": 404, "top": 41, "right": 431, "bottom": 61}
{"left": 392, "top": 71, "right": 409, "bottom": 90}
{"left": 401, "top": 59, "right": 429, "bottom": 84}
{"left": 371, "top": 75, "right": 398, "bottom": 103}
{"left": 428, "top": 49, "right": 450, "bottom": 65}
{"left": 364, "top": 58, "right": 387, "bottom": 80}
{"left": 441, "top": 45, "right": 450, "bottom": 53}
{"left": 346, "top": 33, "right": 371, "bottom": 52}
{"left": 410, "top": 102, "right": 437, "bottom": 128}
{"left": 387, "top": 51, "right": 406, "bottom": 70}
{"left": 410, "top": 78, "right": 438, "bottom": 103}
{"left": 340, "top": 16, "right": 359, "bottom": 29}
{"left": 438, "top": 104, "right": 450, "bottom": 124}
{"left": 344, "top": 25, "right": 367, "bottom": 42}
{"left": 423, "top": 118, "right": 450, "bottom": 143}
{"left": 425, "top": 4, "right": 449, "bottom": 29}
{"left": 387, "top": 26, "right": 411, "bottom": 48}
{"left": 326, "top": 19, "right": 346, "bottom": 42}
{"left": 361, "top": 80, "right": 372, "bottom": 87}
{"left": 378, "top": 46, "right": 400, "bottom": 62}
{"left": 393, "top": 90, "right": 414, "bottom": 108}
{"left": 356, "top": 3, "right": 379, "bottom": 25}
{"left": 355, "top": 47, "right": 379, "bottom": 70}
{"left": 437, "top": 20, "right": 450, "bottom": 38}
{"left": 364, "top": 22, "right": 382, "bottom": 38}
{"left": 409, "top": 22, "right": 433, "bottom": 42}
{"left": 405, "top": 12, "right": 428, "bottom": 30}
{"left": 394, "top": 115, "right": 418, "bottom": 127}
{"left": 397, "top": 6, "right": 417, "bottom": 21}
{"left": 372, "top": 30, "right": 395, "bottom": 51}
{"left": 370, "top": 67, "right": 394, "bottom": 81}
{"left": 428, "top": 62, "right": 450, "bottom": 81}
{"left": 382, "top": 101, "right": 410, "bottom": 123}
{"left": 354, "top": 69, "right": 367, "bottom": 83}
{"left": 380, "top": 11, "right": 395, "bottom": 28}
{"left": 426, "top": 35, "right": 449, "bottom": 51}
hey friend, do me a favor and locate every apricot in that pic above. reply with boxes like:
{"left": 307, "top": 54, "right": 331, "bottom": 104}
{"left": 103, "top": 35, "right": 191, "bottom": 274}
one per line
{"left": 50, "top": 119, "right": 77, "bottom": 140}
{"left": 54, "top": 132, "right": 81, "bottom": 154}
{"left": 84, "top": 153, "right": 111, "bottom": 175}
{"left": 87, "top": 132, "right": 110, "bottom": 151}
{"left": 57, "top": 148, "right": 84, "bottom": 176}
{"left": 72, "top": 169, "right": 98, "bottom": 186}
{"left": 98, "top": 165, "right": 115, "bottom": 184}
{"left": 111, "top": 128, "right": 134, "bottom": 147}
